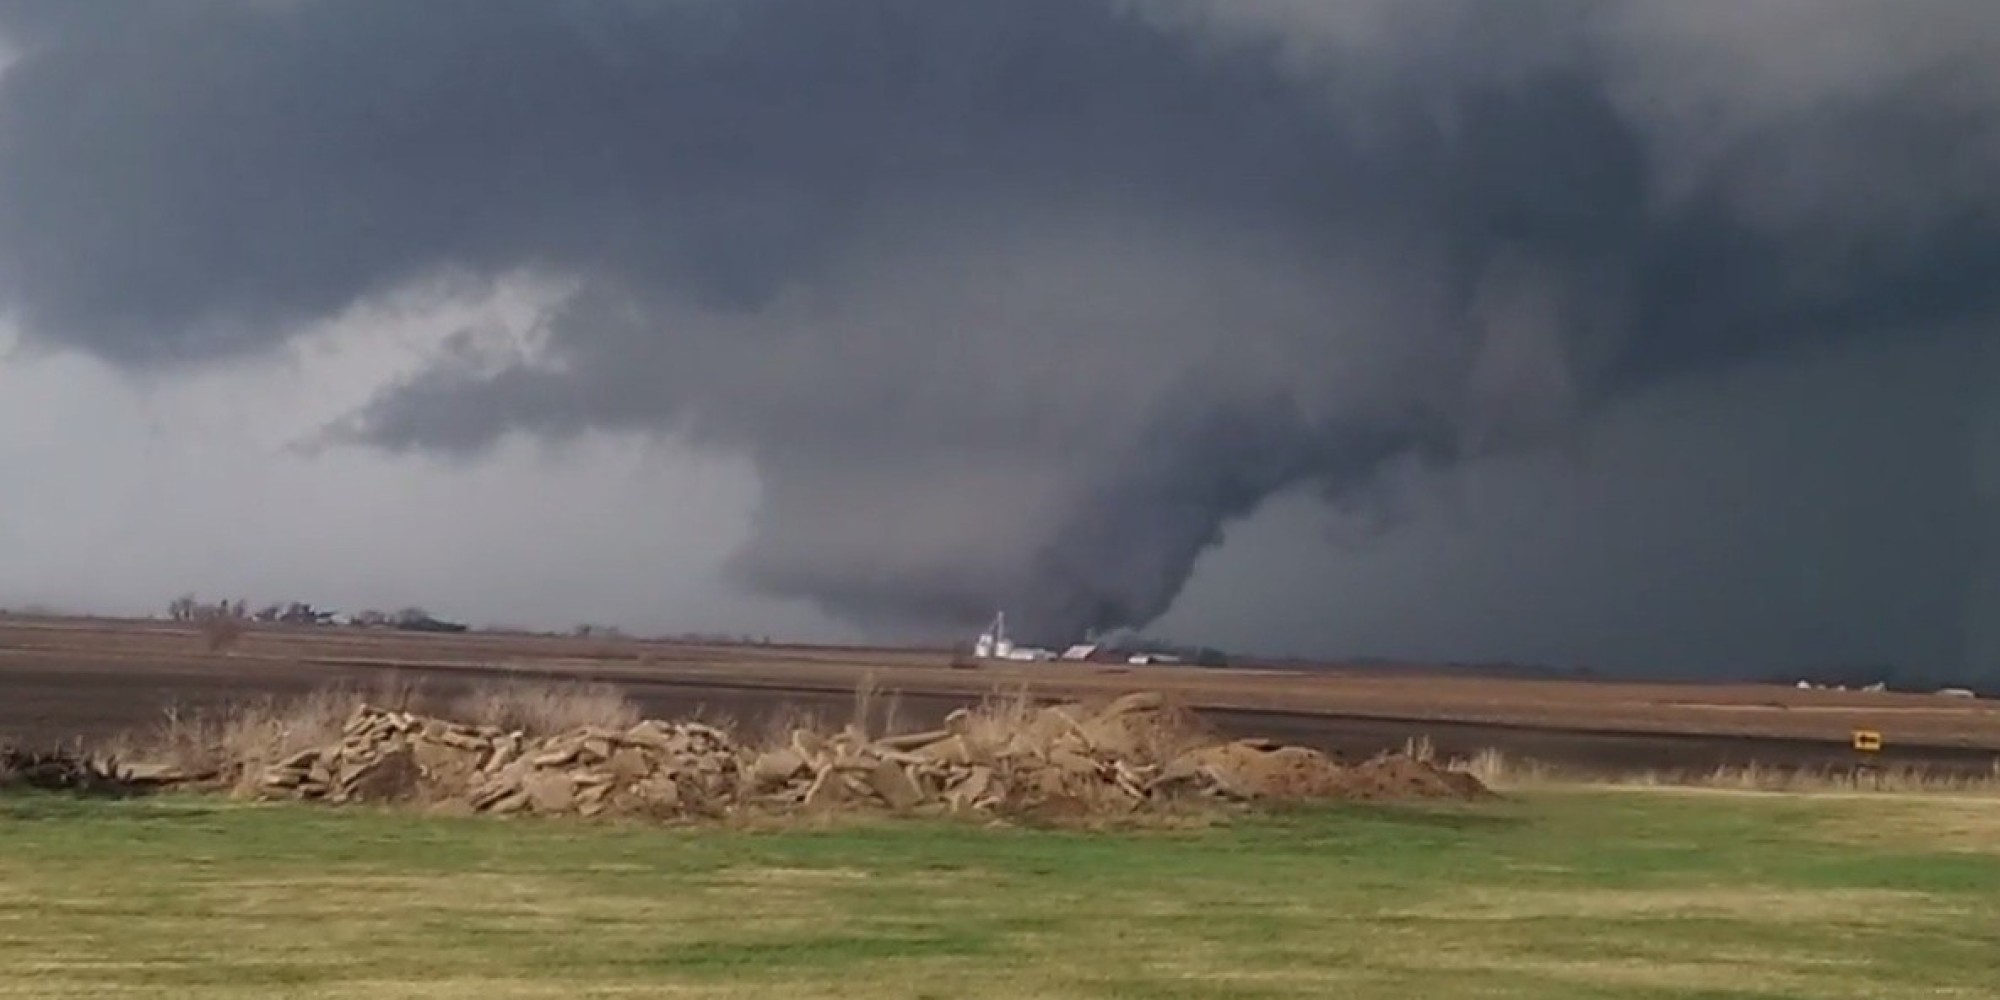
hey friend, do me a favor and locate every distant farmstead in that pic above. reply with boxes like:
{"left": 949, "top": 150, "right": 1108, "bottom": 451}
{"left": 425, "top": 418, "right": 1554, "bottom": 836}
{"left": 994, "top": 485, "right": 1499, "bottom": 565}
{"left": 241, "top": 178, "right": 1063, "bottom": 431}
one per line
{"left": 969, "top": 614, "right": 1226, "bottom": 667}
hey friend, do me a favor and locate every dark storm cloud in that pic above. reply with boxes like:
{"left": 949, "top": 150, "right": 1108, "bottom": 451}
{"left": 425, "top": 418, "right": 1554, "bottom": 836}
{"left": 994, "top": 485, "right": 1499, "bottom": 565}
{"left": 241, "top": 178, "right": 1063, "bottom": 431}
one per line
{"left": 1, "top": 0, "right": 1996, "bottom": 655}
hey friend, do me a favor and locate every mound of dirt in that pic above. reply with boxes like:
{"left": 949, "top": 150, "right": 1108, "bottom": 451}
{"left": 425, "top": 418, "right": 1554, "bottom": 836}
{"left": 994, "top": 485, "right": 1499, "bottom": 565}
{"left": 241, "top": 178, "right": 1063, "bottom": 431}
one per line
{"left": 1336, "top": 754, "right": 1496, "bottom": 801}
{"left": 236, "top": 691, "right": 1487, "bottom": 821}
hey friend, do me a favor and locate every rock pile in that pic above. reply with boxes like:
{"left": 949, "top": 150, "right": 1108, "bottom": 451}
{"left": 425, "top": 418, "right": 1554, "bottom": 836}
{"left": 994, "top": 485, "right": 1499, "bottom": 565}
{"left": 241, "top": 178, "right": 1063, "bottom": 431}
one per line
{"left": 250, "top": 691, "right": 1488, "bottom": 820}
{"left": 257, "top": 710, "right": 743, "bottom": 819}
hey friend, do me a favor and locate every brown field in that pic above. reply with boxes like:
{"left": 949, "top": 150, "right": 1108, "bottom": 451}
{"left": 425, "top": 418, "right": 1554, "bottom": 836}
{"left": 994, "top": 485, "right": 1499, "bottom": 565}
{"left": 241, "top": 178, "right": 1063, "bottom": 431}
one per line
{"left": 3, "top": 615, "right": 1997, "bottom": 778}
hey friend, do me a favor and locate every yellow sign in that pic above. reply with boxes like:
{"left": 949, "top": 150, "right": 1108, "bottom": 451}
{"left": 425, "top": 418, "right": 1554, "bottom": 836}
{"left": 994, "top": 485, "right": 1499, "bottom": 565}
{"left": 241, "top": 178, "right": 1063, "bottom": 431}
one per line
{"left": 1852, "top": 730, "right": 1883, "bottom": 753}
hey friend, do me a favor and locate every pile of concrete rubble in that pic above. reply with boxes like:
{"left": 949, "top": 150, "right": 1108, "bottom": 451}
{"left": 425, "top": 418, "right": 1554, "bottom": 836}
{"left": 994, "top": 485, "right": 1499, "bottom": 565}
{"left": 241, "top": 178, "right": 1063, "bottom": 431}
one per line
{"left": 253, "top": 691, "right": 1488, "bottom": 819}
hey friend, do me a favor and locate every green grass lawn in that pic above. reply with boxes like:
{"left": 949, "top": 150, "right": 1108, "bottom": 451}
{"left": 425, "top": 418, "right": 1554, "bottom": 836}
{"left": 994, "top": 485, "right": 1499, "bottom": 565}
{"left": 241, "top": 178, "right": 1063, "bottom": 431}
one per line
{"left": 0, "top": 788, "right": 1995, "bottom": 999}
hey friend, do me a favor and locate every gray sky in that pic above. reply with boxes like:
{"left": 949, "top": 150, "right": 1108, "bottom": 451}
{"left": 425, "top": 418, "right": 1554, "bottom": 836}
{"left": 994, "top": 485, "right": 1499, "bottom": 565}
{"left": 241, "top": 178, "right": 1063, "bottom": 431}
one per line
{"left": 0, "top": 1, "right": 1995, "bottom": 680}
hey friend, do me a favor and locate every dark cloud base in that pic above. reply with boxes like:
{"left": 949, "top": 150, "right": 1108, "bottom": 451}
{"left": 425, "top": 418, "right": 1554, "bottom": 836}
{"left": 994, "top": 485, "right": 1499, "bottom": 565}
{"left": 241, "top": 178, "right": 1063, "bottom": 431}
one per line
{"left": 0, "top": 0, "right": 1995, "bottom": 674}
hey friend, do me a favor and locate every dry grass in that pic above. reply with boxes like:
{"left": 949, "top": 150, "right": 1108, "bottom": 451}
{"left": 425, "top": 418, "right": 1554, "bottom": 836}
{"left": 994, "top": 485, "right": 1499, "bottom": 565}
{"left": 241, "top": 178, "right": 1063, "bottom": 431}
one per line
{"left": 762, "top": 681, "right": 1038, "bottom": 753}
{"left": 941, "top": 685, "right": 1212, "bottom": 764}
{"left": 752, "top": 701, "right": 829, "bottom": 752}
{"left": 880, "top": 689, "right": 906, "bottom": 739}
{"left": 685, "top": 704, "right": 741, "bottom": 740}
{"left": 447, "top": 680, "right": 640, "bottom": 737}
{"left": 766, "top": 678, "right": 1033, "bottom": 751}
{"left": 959, "top": 684, "right": 1042, "bottom": 747}
{"left": 1457, "top": 747, "right": 1556, "bottom": 787}
{"left": 104, "top": 676, "right": 643, "bottom": 789}
{"left": 109, "top": 688, "right": 355, "bottom": 793}
{"left": 1454, "top": 747, "right": 2000, "bottom": 796}
{"left": 846, "top": 670, "right": 886, "bottom": 738}
{"left": 848, "top": 670, "right": 878, "bottom": 735}
{"left": 852, "top": 672, "right": 910, "bottom": 740}
{"left": 1669, "top": 760, "right": 2000, "bottom": 794}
